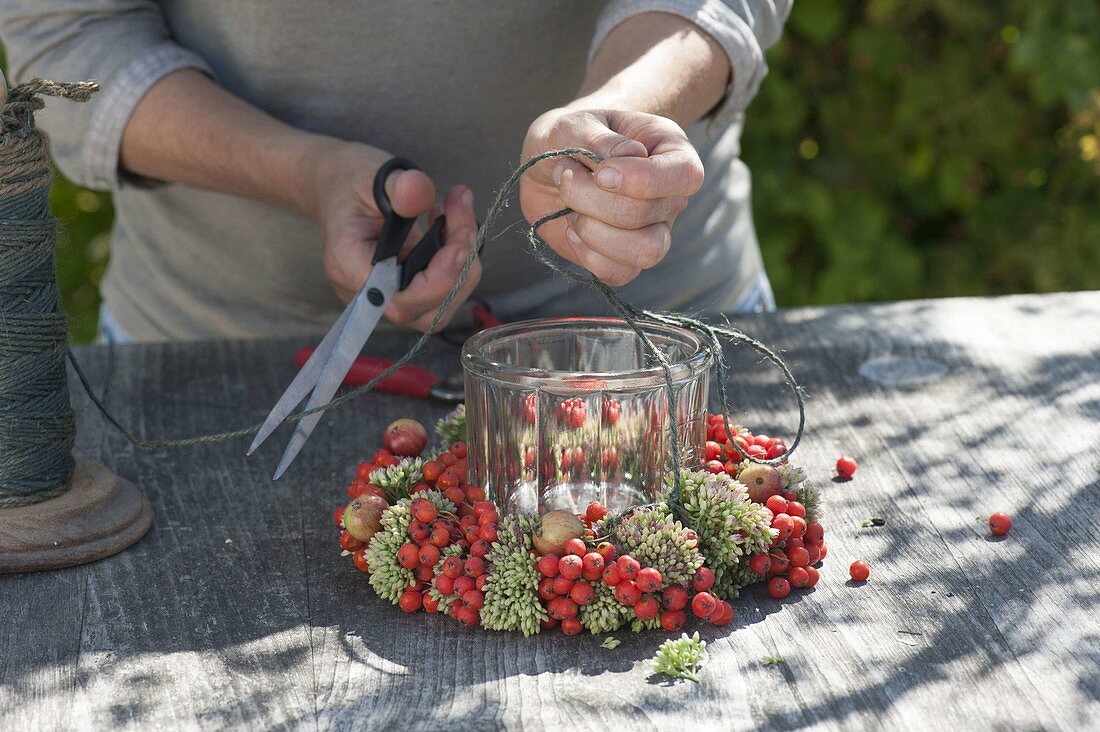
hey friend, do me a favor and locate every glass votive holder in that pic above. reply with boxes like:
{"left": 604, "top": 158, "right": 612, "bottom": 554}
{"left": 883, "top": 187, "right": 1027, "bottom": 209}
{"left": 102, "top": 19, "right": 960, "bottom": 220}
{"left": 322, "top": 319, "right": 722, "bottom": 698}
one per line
{"left": 461, "top": 317, "right": 712, "bottom": 515}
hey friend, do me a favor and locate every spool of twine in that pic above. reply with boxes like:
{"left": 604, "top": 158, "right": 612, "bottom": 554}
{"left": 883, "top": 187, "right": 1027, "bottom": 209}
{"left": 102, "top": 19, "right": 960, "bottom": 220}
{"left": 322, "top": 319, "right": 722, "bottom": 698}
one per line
{"left": 0, "top": 79, "right": 97, "bottom": 508}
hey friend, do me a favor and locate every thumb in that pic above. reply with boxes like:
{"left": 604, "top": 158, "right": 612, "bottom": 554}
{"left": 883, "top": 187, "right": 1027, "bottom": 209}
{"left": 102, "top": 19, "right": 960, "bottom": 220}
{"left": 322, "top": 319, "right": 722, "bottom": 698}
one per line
{"left": 380, "top": 168, "right": 436, "bottom": 219}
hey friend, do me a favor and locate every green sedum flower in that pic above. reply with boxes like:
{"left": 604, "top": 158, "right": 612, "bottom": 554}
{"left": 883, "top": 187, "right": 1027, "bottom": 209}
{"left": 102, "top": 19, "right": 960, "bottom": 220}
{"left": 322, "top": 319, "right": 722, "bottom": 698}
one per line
{"left": 480, "top": 514, "right": 547, "bottom": 636}
{"left": 435, "top": 404, "right": 467, "bottom": 447}
{"left": 369, "top": 457, "right": 425, "bottom": 502}
{"left": 611, "top": 507, "right": 704, "bottom": 587}
{"left": 366, "top": 491, "right": 455, "bottom": 603}
{"left": 652, "top": 631, "right": 707, "bottom": 682}
{"left": 664, "top": 468, "right": 777, "bottom": 599}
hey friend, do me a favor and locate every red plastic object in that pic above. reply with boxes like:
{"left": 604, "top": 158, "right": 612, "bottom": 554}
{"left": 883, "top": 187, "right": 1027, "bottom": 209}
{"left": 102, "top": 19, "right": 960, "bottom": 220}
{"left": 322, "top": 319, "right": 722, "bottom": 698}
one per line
{"left": 295, "top": 347, "right": 438, "bottom": 398}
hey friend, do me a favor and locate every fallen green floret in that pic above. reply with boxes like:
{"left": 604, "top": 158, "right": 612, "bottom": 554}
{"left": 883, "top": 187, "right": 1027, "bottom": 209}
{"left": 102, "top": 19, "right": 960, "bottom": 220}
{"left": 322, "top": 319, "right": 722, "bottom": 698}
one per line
{"left": 600, "top": 637, "right": 621, "bottom": 650}
{"left": 652, "top": 631, "right": 708, "bottom": 682}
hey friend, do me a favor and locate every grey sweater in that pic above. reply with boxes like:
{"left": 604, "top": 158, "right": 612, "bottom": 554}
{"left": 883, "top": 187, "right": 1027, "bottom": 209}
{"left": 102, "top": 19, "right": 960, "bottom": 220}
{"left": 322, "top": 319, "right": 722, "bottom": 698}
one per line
{"left": 1, "top": 0, "right": 789, "bottom": 341}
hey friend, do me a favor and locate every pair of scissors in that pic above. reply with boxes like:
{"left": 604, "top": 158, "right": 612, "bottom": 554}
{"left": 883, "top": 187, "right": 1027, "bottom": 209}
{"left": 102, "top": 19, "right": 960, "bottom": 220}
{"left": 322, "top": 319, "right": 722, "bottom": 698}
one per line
{"left": 248, "top": 158, "right": 446, "bottom": 479}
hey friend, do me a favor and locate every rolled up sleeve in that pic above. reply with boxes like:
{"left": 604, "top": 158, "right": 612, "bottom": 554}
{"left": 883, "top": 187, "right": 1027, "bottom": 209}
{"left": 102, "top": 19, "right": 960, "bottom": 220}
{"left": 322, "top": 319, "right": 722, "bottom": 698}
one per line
{"left": 590, "top": 0, "right": 791, "bottom": 123}
{"left": 0, "top": 1, "right": 212, "bottom": 190}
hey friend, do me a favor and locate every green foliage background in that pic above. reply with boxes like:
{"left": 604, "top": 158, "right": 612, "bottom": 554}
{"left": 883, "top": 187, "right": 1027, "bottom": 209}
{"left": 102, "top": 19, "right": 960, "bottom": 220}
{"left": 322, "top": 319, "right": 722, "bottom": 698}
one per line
{"left": 6, "top": 0, "right": 1100, "bottom": 342}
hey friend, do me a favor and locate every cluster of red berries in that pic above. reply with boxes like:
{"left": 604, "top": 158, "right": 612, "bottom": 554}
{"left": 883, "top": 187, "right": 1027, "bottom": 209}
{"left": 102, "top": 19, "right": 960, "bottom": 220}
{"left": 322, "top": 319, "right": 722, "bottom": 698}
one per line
{"left": 704, "top": 415, "right": 788, "bottom": 476}
{"left": 335, "top": 440, "right": 490, "bottom": 575}
{"left": 534, "top": 502, "right": 735, "bottom": 636}
{"left": 417, "top": 499, "right": 502, "bottom": 626}
{"left": 751, "top": 493, "right": 827, "bottom": 599}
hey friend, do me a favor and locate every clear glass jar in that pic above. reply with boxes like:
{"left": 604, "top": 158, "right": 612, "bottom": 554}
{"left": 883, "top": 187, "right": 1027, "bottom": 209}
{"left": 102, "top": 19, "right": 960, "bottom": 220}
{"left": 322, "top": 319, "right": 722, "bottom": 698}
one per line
{"left": 462, "top": 317, "right": 712, "bottom": 515}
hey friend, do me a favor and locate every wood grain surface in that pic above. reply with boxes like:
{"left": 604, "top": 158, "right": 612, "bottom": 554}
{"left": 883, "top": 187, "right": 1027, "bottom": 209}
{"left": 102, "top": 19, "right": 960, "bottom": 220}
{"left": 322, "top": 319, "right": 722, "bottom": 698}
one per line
{"left": 1, "top": 292, "right": 1097, "bottom": 730}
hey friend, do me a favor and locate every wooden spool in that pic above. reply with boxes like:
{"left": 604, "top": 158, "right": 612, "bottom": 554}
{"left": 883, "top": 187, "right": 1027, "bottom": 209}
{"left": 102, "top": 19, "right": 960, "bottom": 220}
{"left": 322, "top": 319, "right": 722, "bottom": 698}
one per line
{"left": 0, "top": 72, "right": 151, "bottom": 572}
{"left": 0, "top": 461, "right": 151, "bottom": 573}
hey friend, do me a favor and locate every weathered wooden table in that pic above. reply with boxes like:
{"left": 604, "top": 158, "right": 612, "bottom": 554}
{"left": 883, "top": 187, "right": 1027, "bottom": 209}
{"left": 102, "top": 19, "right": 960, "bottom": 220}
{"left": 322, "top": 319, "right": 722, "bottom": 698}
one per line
{"left": 2, "top": 292, "right": 1097, "bottom": 730}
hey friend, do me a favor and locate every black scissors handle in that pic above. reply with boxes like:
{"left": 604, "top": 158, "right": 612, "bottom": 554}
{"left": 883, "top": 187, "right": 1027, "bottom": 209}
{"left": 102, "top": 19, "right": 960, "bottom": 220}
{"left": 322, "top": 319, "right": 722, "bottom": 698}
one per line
{"left": 372, "top": 157, "right": 420, "bottom": 265}
{"left": 372, "top": 157, "right": 448, "bottom": 289}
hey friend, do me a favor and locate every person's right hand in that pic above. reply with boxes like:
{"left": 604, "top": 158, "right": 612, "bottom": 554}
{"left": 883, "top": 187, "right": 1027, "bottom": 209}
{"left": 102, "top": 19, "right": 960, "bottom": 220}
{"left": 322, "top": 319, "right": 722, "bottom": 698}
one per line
{"left": 302, "top": 140, "right": 482, "bottom": 331}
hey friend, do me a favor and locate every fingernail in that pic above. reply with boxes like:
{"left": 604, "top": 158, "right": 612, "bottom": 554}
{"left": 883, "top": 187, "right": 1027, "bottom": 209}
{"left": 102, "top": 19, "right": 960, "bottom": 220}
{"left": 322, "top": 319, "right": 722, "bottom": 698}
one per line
{"left": 552, "top": 164, "right": 564, "bottom": 186}
{"left": 462, "top": 187, "right": 473, "bottom": 208}
{"left": 565, "top": 226, "right": 582, "bottom": 246}
{"left": 596, "top": 166, "right": 622, "bottom": 190}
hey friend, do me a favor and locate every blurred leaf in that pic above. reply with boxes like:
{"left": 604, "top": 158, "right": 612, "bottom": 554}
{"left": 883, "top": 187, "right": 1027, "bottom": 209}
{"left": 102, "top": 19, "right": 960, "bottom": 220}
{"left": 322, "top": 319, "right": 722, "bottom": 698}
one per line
{"left": 789, "top": 0, "right": 847, "bottom": 48}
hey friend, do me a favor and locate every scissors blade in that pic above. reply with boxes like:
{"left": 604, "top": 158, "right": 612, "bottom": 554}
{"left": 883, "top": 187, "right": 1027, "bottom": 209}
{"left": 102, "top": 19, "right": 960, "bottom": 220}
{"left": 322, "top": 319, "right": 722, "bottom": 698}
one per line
{"left": 247, "top": 304, "right": 354, "bottom": 456}
{"left": 272, "top": 258, "right": 400, "bottom": 479}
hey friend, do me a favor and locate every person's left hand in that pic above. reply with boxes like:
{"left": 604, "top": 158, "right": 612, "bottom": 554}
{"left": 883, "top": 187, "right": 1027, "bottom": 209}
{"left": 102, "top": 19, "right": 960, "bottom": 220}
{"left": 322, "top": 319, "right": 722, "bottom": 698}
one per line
{"left": 519, "top": 108, "right": 704, "bottom": 286}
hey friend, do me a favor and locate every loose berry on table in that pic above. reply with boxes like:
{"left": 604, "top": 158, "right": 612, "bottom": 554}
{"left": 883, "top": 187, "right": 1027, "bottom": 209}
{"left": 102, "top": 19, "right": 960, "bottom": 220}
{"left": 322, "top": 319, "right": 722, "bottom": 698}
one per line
{"left": 836, "top": 456, "right": 858, "bottom": 479}
{"left": 989, "top": 512, "right": 1012, "bottom": 536}
{"left": 849, "top": 560, "right": 870, "bottom": 582}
